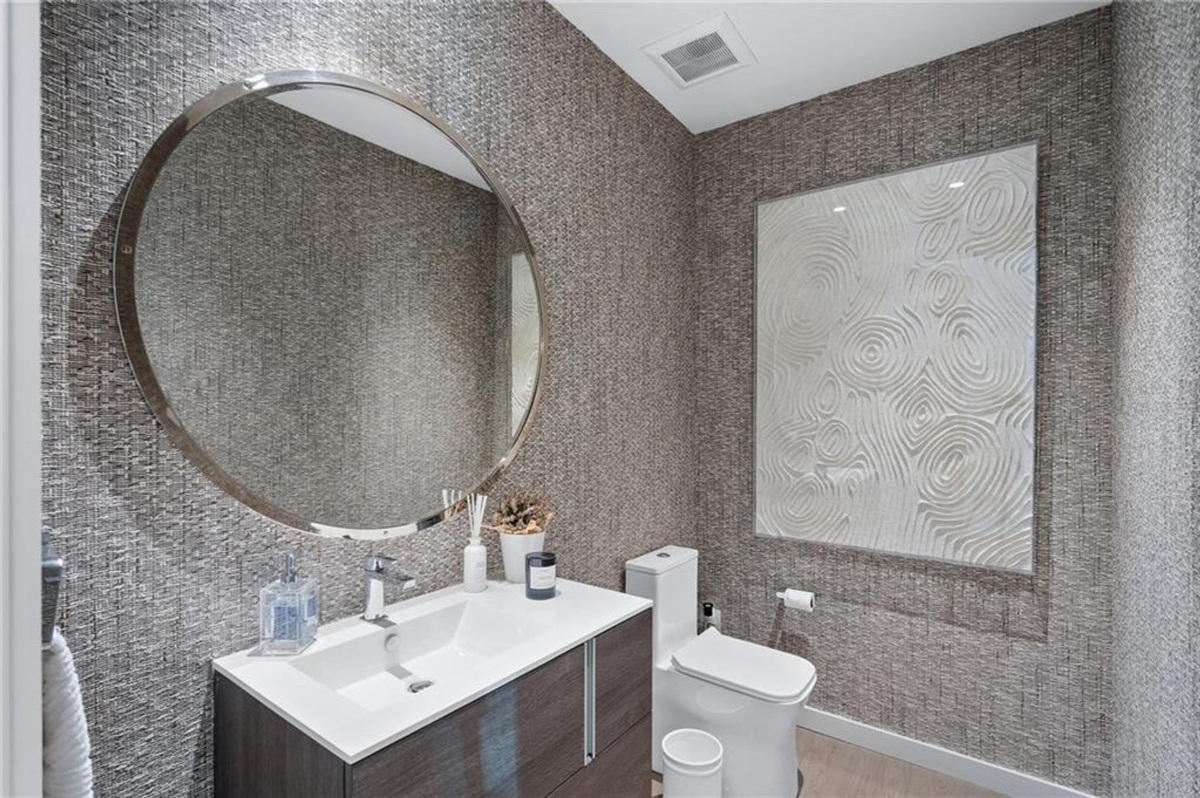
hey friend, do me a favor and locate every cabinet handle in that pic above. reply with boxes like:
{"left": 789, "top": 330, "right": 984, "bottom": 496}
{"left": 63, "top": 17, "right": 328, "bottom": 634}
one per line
{"left": 583, "top": 638, "right": 596, "bottom": 765}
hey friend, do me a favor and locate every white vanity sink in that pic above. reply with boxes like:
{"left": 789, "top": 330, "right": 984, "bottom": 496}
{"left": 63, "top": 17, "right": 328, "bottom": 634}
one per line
{"left": 290, "top": 593, "right": 549, "bottom": 712}
{"left": 213, "top": 579, "right": 650, "bottom": 763}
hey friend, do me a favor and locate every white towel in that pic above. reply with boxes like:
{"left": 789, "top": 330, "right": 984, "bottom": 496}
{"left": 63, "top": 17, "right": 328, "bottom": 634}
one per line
{"left": 42, "top": 628, "right": 94, "bottom": 798}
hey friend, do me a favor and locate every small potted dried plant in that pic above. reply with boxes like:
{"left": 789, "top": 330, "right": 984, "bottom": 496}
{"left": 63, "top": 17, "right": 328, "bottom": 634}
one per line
{"left": 486, "top": 487, "right": 554, "bottom": 583}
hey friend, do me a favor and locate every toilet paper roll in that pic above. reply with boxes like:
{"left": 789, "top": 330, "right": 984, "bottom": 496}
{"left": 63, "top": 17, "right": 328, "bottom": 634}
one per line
{"left": 776, "top": 589, "right": 815, "bottom": 612}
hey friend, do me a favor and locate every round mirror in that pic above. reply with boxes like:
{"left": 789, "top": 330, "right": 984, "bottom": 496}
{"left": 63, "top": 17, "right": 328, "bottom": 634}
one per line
{"left": 114, "top": 71, "right": 545, "bottom": 538}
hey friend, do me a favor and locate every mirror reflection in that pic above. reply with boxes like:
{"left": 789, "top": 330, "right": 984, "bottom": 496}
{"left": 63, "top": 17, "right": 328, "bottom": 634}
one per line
{"left": 125, "top": 79, "right": 542, "bottom": 536}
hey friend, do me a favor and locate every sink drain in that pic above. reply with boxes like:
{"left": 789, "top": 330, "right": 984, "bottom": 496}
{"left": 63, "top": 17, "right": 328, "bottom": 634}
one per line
{"left": 408, "top": 679, "right": 434, "bottom": 694}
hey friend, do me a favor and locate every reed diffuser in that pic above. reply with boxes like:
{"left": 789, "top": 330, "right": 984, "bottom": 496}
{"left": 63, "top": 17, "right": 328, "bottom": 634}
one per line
{"left": 444, "top": 489, "right": 489, "bottom": 593}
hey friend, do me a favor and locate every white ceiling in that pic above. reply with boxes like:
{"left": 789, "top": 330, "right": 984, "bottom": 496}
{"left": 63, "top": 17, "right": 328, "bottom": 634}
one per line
{"left": 270, "top": 88, "right": 491, "bottom": 191}
{"left": 550, "top": 1, "right": 1107, "bottom": 133}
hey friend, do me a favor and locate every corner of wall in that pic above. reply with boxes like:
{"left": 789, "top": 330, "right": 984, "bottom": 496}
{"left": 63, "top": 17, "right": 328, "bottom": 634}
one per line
{"left": 1110, "top": 2, "right": 1200, "bottom": 794}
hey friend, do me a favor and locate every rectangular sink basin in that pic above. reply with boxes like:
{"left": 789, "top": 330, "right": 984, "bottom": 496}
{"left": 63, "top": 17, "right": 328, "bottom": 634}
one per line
{"left": 213, "top": 578, "right": 650, "bottom": 763}
{"left": 290, "top": 597, "right": 550, "bottom": 712}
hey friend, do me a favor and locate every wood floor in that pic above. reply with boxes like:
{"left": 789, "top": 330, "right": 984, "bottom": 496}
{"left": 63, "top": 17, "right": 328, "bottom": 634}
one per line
{"left": 651, "top": 728, "right": 1009, "bottom": 798}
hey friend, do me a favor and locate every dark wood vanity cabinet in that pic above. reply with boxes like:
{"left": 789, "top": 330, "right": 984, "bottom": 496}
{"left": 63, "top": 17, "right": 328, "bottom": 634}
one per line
{"left": 549, "top": 609, "right": 652, "bottom": 798}
{"left": 594, "top": 609, "right": 652, "bottom": 755}
{"left": 215, "top": 608, "right": 651, "bottom": 798}
{"left": 351, "top": 646, "right": 585, "bottom": 798}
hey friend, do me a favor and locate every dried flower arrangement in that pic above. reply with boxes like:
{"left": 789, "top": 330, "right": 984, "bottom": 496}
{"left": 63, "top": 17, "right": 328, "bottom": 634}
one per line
{"left": 486, "top": 487, "right": 553, "bottom": 536}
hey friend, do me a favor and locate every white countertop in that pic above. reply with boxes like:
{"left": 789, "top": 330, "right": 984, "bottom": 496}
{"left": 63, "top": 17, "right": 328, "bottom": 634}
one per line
{"left": 213, "top": 578, "right": 651, "bottom": 763}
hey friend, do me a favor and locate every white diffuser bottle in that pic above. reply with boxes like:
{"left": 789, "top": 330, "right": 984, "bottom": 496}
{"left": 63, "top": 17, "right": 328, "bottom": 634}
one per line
{"left": 461, "top": 492, "right": 488, "bottom": 593}
{"left": 463, "top": 539, "right": 487, "bottom": 592}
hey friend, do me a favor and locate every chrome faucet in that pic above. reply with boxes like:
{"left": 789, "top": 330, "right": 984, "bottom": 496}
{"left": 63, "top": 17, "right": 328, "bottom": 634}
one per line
{"left": 363, "top": 554, "right": 416, "bottom": 622}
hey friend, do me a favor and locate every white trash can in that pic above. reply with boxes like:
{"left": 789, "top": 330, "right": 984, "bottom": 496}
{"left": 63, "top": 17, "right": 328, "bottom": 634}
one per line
{"left": 662, "top": 728, "right": 723, "bottom": 798}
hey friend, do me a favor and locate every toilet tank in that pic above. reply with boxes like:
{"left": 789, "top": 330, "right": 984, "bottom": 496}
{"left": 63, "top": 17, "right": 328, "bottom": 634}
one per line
{"left": 625, "top": 546, "right": 698, "bottom": 665}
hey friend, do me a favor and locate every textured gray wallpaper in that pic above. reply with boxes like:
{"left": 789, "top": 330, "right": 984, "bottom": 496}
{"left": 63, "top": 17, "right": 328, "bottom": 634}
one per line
{"left": 1112, "top": 3, "right": 1200, "bottom": 796}
{"left": 695, "top": 10, "right": 1113, "bottom": 794}
{"left": 41, "top": 1, "right": 697, "bottom": 795}
{"left": 137, "top": 96, "right": 510, "bottom": 529}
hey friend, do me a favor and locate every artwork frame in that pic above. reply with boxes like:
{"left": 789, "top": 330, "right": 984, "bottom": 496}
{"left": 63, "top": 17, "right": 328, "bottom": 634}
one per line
{"left": 753, "top": 143, "right": 1038, "bottom": 572}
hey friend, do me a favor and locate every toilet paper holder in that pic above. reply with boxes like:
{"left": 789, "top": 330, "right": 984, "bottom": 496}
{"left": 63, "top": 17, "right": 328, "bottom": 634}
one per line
{"left": 775, "top": 588, "right": 815, "bottom": 612}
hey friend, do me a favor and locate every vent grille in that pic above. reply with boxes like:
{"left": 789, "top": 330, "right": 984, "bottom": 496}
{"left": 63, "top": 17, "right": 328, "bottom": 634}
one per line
{"left": 643, "top": 14, "right": 756, "bottom": 89}
{"left": 661, "top": 32, "right": 740, "bottom": 84}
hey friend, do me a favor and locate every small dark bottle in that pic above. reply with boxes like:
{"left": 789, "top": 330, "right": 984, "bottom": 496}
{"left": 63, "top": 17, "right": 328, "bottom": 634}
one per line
{"left": 525, "top": 551, "right": 556, "bottom": 600}
{"left": 701, "top": 601, "right": 721, "bottom": 632}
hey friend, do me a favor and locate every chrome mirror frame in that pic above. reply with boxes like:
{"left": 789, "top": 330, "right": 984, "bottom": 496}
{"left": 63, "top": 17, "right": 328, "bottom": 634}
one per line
{"left": 113, "top": 70, "right": 547, "bottom": 539}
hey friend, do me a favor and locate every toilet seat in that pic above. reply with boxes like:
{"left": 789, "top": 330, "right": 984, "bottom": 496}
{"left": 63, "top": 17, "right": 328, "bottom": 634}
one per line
{"left": 671, "top": 628, "right": 816, "bottom": 704}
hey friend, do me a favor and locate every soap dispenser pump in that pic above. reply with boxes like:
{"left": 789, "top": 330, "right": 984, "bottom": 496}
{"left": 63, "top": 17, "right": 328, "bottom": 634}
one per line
{"left": 259, "top": 553, "right": 319, "bottom": 655}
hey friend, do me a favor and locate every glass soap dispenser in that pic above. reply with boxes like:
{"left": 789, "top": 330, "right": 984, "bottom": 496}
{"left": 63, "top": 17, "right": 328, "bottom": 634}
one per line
{"left": 259, "top": 553, "right": 318, "bottom": 656}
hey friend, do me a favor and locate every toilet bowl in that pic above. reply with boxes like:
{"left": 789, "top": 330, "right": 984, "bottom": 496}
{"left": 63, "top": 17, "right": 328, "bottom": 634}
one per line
{"left": 626, "top": 546, "right": 817, "bottom": 798}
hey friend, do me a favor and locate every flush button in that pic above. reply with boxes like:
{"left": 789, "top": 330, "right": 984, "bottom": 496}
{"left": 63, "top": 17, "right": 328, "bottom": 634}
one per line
{"left": 384, "top": 633, "right": 400, "bottom": 652}
{"left": 657, "top": 552, "right": 671, "bottom": 558}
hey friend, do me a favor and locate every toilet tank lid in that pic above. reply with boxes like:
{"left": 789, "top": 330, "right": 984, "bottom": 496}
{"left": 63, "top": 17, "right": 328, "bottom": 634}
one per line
{"left": 625, "top": 546, "right": 698, "bottom": 575}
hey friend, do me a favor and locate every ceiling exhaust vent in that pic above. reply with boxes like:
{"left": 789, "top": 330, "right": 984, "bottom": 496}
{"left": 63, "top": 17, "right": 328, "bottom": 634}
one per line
{"left": 644, "top": 14, "right": 756, "bottom": 89}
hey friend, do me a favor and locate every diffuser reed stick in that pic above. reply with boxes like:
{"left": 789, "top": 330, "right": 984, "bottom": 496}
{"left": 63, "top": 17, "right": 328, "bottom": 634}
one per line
{"left": 466, "top": 493, "right": 488, "bottom": 544}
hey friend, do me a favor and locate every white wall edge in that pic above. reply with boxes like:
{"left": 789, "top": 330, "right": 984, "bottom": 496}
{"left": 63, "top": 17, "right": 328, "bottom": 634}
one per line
{"left": 799, "top": 707, "right": 1098, "bottom": 798}
{"left": 1, "top": 0, "right": 44, "bottom": 795}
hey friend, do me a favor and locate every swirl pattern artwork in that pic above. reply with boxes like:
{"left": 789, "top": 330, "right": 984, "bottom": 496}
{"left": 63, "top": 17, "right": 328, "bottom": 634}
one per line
{"left": 755, "top": 145, "right": 1036, "bottom": 571}
{"left": 511, "top": 252, "right": 541, "bottom": 435}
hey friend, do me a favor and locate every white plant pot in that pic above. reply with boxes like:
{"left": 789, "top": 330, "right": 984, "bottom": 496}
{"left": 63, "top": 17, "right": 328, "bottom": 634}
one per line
{"left": 499, "top": 531, "right": 545, "bottom": 583}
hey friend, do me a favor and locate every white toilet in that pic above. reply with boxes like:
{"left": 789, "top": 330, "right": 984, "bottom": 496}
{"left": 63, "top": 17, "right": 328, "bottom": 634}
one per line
{"left": 625, "top": 546, "right": 817, "bottom": 798}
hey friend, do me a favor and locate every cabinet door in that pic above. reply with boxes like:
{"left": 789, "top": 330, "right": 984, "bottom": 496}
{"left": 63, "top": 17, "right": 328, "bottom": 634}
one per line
{"left": 594, "top": 609, "right": 652, "bottom": 755}
{"left": 350, "top": 646, "right": 585, "bottom": 798}
{"left": 548, "top": 715, "right": 651, "bottom": 798}
{"left": 214, "top": 674, "right": 347, "bottom": 798}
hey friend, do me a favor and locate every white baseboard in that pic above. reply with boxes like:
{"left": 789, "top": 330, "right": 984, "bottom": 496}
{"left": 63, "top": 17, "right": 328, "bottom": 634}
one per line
{"left": 798, "top": 707, "right": 1097, "bottom": 798}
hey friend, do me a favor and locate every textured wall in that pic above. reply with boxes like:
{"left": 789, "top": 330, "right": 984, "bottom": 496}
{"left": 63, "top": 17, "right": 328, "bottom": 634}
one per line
{"left": 1111, "top": 3, "right": 1200, "bottom": 796}
{"left": 138, "top": 97, "right": 509, "bottom": 529}
{"left": 694, "top": 10, "right": 1114, "bottom": 794}
{"left": 41, "top": 2, "right": 697, "bottom": 795}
